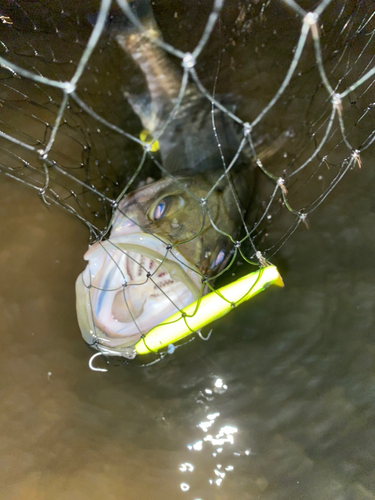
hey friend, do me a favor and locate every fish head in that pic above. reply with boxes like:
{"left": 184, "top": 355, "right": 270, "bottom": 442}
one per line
{"left": 76, "top": 172, "right": 240, "bottom": 352}
{"left": 112, "top": 173, "right": 237, "bottom": 273}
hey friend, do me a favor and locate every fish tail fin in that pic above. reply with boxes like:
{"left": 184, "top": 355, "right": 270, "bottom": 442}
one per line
{"left": 115, "top": 1, "right": 184, "bottom": 135}
{"left": 119, "top": 0, "right": 158, "bottom": 33}
{"left": 87, "top": 0, "right": 158, "bottom": 37}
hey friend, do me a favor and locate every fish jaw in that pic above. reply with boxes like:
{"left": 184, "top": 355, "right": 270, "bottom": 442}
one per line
{"left": 75, "top": 231, "right": 202, "bottom": 352}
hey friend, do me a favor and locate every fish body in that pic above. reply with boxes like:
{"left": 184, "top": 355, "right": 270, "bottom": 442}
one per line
{"left": 76, "top": 0, "right": 255, "bottom": 354}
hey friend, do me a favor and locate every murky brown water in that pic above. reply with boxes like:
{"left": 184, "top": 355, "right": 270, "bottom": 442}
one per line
{"left": 1, "top": 1, "right": 375, "bottom": 499}
{"left": 2, "top": 152, "right": 375, "bottom": 500}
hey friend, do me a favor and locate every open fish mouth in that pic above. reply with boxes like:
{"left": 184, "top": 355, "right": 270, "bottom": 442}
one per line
{"left": 75, "top": 232, "right": 202, "bottom": 351}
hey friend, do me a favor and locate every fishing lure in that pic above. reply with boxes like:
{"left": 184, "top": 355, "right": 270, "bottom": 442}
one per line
{"left": 89, "top": 265, "right": 283, "bottom": 370}
{"left": 135, "top": 265, "right": 283, "bottom": 355}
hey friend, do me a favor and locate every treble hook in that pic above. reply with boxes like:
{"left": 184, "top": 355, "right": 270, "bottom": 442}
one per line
{"left": 197, "top": 329, "right": 212, "bottom": 341}
{"left": 88, "top": 352, "right": 108, "bottom": 372}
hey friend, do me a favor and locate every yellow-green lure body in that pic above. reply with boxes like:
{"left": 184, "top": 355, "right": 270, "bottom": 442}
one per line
{"left": 135, "top": 265, "right": 283, "bottom": 355}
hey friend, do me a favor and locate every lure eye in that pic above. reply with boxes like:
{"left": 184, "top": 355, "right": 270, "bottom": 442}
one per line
{"left": 154, "top": 200, "right": 167, "bottom": 220}
{"left": 211, "top": 249, "right": 225, "bottom": 269}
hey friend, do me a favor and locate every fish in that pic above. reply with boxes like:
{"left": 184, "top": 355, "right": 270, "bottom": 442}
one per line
{"left": 75, "top": 0, "right": 255, "bottom": 356}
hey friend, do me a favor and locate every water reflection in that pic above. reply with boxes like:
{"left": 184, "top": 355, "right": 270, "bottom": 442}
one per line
{"left": 178, "top": 377, "right": 252, "bottom": 496}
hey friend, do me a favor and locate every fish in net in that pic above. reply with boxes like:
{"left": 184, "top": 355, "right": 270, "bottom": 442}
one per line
{"left": 0, "top": 0, "right": 374, "bottom": 366}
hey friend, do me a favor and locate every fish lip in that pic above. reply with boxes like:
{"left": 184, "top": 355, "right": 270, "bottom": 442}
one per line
{"left": 76, "top": 230, "right": 203, "bottom": 352}
{"left": 84, "top": 232, "right": 202, "bottom": 292}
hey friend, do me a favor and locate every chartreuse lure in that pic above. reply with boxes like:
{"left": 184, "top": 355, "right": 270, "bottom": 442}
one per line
{"left": 135, "top": 265, "right": 283, "bottom": 355}
{"left": 140, "top": 129, "right": 160, "bottom": 152}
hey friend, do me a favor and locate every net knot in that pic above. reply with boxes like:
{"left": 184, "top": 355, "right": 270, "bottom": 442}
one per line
{"left": 243, "top": 122, "right": 252, "bottom": 136}
{"left": 299, "top": 211, "right": 309, "bottom": 228}
{"left": 38, "top": 149, "right": 48, "bottom": 160}
{"left": 256, "top": 251, "right": 267, "bottom": 267}
{"left": 331, "top": 93, "right": 342, "bottom": 112}
{"left": 64, "top": 81, "right": 76, "bottom": 94}
{"left": 167, "top": 344, "right": 175, "bottom": 354}
{"left": 304, "top": 12, "right": 318, "bottom": 26}
{"left": 166, "top": 244, "right": 172, "bottom": 251}
{"left": 200, "top": 198, "right": 207, "bottom": 206}
{"left": 234, "top": 241, "right": 241, "bottom": 249}
{"left": 351, "top": 149, "right": 362, "bottom": 168}
{"left": 182, "top": 52, "right": 196, "bottom": 69}
{"left": 277, "top": 177, "right": 288, "bottom": 195}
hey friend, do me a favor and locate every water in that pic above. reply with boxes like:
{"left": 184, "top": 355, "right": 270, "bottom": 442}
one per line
{"left": 1, "top": 1, "right": 375, "bottom": 499}
{"left": 2, "top": 148, "right": 375, "bottom": 500}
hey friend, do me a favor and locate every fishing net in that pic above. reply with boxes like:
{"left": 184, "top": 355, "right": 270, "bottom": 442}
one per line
{"left": 0, "top": 0, "right": 374, "bottom": 362}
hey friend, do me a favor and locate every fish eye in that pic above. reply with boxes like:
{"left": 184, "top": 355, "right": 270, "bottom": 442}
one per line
{"left": 154, "top": 200, "right": 167, "bottom": 220}
{"left": 149, "top": 195, "right": 184, "bottom": 221}
{"left": 211, "top": 249, "right": 225, "bottom": 269}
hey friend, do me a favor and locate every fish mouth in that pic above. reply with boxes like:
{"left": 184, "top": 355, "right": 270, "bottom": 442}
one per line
{"left": 75, "top": 232, "right": 202, "bottom": 351}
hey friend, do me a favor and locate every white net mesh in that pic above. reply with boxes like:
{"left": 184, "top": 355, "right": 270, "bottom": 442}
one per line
{"left": 0, "top": 0, "right": 374, "bottom": 361}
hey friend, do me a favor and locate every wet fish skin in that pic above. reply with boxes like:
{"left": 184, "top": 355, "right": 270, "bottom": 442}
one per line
{"left": 114, "top": 0, "right": 250, "bottom": 174}
{"left": 75, "top": 0, "right": 255, "bottom": 349}
{"left": 113, "top": 164, "right": 253, "bottom": 276}
{"left": 113, "top": 0, "right": 255, "bottom": 275}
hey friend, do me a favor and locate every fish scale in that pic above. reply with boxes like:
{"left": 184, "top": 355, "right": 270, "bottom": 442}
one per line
{"left": 76, "top": 0, "right": 256, "bottom": 352}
